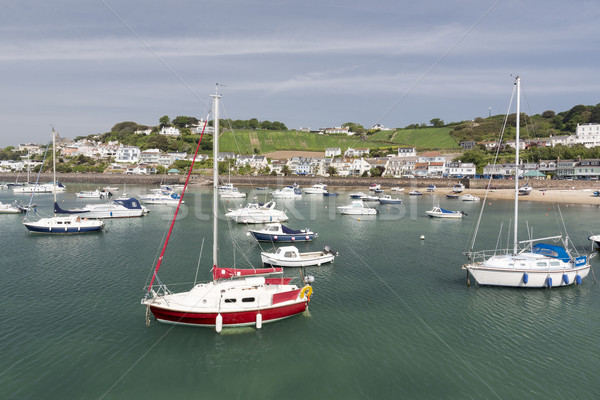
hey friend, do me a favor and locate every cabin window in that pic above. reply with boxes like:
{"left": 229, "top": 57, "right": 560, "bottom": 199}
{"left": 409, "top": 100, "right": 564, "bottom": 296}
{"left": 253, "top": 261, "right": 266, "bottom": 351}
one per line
{"left": 241, "top": 297, "right": 255, "bottom": 303}
{"left": 284, "top": 251, "right": 295, "bottom": 258}
{"left": 536, "top": 262, "right": 548, "bottom": 267}
{"left": 550, "top": 261, "right": 561, "bottom": 266}
{"left": 224, "top": 298, "right": 236, "bottom": 303}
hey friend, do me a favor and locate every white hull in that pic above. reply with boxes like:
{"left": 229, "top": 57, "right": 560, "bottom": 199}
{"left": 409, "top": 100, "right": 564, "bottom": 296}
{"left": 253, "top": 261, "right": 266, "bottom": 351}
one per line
{"left": 464, "top": 264, "right": 589, "bottom": 288}
{"left": 261, "top": 252, "right": 335, "bottom": 267}
{"left": 227, "top": 213, "right": 288, "bottom": 224}
{"left": 426, "top": 211, "right": 462, "bottom": 218}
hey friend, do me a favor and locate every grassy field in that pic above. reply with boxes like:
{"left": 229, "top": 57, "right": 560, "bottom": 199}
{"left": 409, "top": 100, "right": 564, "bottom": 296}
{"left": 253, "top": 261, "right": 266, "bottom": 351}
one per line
{"left": 219, "top": 128, "right": 460, "bottom": 154}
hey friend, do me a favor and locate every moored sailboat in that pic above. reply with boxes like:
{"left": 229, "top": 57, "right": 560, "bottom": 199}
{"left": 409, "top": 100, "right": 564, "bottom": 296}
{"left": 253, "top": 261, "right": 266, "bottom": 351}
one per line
{"left": 462, "top": 77, "right": 592, "bottom": 288}
{"left": 142, "top": 91, "right": 313, "bottom": 332}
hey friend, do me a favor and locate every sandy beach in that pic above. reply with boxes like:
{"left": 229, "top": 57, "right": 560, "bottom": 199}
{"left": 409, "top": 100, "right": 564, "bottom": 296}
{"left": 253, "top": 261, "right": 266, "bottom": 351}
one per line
{"left": 448, "top": 188, "right": 600, "bottom": 206}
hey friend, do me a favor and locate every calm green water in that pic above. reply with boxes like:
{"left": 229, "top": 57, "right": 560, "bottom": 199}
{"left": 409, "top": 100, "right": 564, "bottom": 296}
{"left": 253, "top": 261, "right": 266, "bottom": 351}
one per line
{"left": 2, "top": 185, "right": 600, "bottom": 399}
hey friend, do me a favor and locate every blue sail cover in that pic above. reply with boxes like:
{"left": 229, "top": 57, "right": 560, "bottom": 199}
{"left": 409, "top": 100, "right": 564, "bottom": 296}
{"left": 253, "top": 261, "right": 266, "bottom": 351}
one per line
{"left": 280, "top": 224, "right": 304, "bottom": 234}
{"left": 113, "top": 198, "right": 143, "bottom": 209}
{"left": 439, "top": 208, "right": 455, "bottom": 214}
{"left": 532, "top": 243, "right": 570, "bottom": 262}
{"left": 54, "top": 202, "right": 86, "bottom": 214}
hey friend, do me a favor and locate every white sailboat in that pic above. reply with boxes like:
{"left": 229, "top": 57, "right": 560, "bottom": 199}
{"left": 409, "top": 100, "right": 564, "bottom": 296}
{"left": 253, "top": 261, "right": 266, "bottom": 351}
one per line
{"left": 22, "top": 128, "right": 104, "bottom": 234}
{"left": 463, "top": 77, "right": 592, "bottom": 288}
{"left": 142, "top": 91, "right": 314, "bottom": 332}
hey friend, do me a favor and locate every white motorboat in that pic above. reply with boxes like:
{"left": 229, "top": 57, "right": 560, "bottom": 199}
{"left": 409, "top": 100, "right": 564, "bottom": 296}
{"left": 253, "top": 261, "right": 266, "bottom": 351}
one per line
{"left": 518, "top": 183, "right": 532, "bottom": 196}
{"left": 218, "top": 183, "right": 246, "bottom": 198}
{"left": 463, "top": 77, "right": 591, "bottom": 288}
{"left": 349, "top": 191, "right": 366, "bottom": 199}
{"left": 225, "top": 200, "right": 288, "bottom": 224}
{"left": 360, "top": 194, "right": 380, "bottom": 205}
{"left": 271, "top": 186, "right": 302, "bottom": 199}
{"left": 261, "top": 246, "right": 337, "bottom": 267}
{"left": 452, "top": 183, "right": 465, "bottom": 193}
{"left": 0, "top": 201, "right": 21, "bottom": 214}
{"left": 427, "top": 185, "right": 436, "bottom": 192}
{"left": 390, "top": 187, "right": 404, "bottom": 192}
{"left": 140, "top": 189, "right": 184, "bottom": 205}
{"left": 76, "top": 189, "right": 108, "bottom": 199}
{"left": 409, "top": 190, "right": 422, "bottom": 196}
{"left": 369, "top": 184, "right": 381, "bottom": 191}
{"left": 426, "top": 206, "right": 463, "bottom": 218}
{"left": 248, "top": 223, "right": 316, "bottom": 242}
{"left": 378, "top": 195, "right": 402, "bottom": 204}
{"left": 303, "top": 183, "right": 328, "bottom": 194}
{"left": 337, "top": 200, "right": 377, "bottom": 215}
{"left": 460, "top": 194, "right": 480, "bottom": 201}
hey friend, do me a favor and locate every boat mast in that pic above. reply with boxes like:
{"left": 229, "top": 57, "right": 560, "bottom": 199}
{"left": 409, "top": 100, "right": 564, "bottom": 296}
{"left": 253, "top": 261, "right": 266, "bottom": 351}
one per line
{"left": 211, "top": 91, "right": 221, "bottom": 268}
{"left": 52, "top": 127, "right": 57, "bottom": 217}
{"left": 513, "top": 76, "right": 520, "bottom": 254}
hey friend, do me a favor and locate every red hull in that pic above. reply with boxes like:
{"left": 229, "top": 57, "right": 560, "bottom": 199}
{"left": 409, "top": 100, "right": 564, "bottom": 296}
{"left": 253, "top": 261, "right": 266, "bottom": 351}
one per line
{"left": 150, "top": 301, "right": 307, "bottom": 327}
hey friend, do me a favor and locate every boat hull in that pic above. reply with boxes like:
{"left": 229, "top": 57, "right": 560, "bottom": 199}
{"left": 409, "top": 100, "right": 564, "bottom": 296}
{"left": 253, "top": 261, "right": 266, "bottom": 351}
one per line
{"left": 251, "top": 232, "right": 314, "bottom": 242}
{"left": 149, "top": 301, "right": 307, "bottom": 327}
{"left": 426, "top": 211, "right": 462, "bottom": 218}
{"left": 261, "top": 252, "right": 335, "bottom": 267}
{"left": 464, "top": 264, "right": 590, "bottom": 288}
{"left": 23, "top": 222, "right": 103, "bottom": 233}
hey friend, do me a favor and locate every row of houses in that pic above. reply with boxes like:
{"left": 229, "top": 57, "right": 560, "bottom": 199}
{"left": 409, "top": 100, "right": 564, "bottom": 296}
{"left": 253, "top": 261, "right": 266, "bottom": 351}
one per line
{"left": 483, "top": 158, "right": 600, "bottom": 180}
{"left": 461, "top": 123, "right": 600, "bottom": 150}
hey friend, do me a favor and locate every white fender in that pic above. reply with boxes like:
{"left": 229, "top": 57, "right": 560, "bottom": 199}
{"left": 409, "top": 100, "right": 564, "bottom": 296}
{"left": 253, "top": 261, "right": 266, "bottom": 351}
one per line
{"left": 256, "top": 313, "right": 262, "bottom": 329}
{"left": 215, "top": 314, "right": 223, "bottom": 333}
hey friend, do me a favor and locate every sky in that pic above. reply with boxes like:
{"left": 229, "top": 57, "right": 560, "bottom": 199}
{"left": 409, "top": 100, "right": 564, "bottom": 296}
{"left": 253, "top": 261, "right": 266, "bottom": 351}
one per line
{"left": 1, "top": 0, "right": 599, "bottom": 147}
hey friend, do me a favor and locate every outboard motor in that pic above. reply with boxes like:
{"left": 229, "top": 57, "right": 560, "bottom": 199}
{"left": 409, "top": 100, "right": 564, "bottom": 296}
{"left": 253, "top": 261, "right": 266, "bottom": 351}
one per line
{"left": 323, "top": 245, "right": 338, "bottom": 255}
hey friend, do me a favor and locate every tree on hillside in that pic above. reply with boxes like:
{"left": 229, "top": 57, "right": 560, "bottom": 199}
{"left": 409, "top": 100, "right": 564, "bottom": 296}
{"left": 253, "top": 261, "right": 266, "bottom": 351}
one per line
{"left": 159, "top": 115, "right": 171, "bottom": 128}
{"left": 111, "top": 121, "right": 138, "bottom": 133}
{"left": 541, "top": 110, "right": 555, "bottom": 118}
{"left": 430, "top": 118, "right": 444, "bottom": 127}
{"left": 342, "top": 122, "right": 365, "bottom": 133}
{"left": 172, "top": 116, "right": 199, "bottom": 128}
{"left": 327, "top": 166, "right": 337, "bottom": 176}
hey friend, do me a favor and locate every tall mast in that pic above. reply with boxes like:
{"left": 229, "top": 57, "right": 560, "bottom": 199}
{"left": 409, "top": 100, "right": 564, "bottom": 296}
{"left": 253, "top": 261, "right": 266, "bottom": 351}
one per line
{"left": 211, "top": 91, "right": 221, "bottom": 268}
{"left": 52, "top": 127, "right": 57, "bottom": 216}
{"left": 513, "top": 76, "right": 520, "bottom": 254}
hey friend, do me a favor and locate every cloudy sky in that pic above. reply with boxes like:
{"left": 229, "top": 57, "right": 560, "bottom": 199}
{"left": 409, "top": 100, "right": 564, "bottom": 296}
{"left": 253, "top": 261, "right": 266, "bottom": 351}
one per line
{"left": 1, "top": 0, "right": 599, "bottom": 147}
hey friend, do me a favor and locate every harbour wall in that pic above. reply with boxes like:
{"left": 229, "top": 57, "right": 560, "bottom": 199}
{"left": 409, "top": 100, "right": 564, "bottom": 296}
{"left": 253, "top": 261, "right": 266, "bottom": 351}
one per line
{"left": 1, "top": 172, "right": 598, "bottom": 190}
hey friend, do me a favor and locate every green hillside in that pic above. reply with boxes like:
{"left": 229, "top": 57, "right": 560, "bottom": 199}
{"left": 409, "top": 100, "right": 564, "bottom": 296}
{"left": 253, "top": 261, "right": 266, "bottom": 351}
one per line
{"left": 218, "top": 128, "right": 459, "bottom": 154}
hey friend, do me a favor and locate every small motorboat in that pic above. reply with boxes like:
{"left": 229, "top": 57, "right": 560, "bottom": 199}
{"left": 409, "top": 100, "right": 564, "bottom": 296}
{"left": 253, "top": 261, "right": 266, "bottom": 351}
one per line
{"left": 409, "top": 190, "right": 422, "bottom": 196}
{"left": 225, "top": 201, "right": 288, "bottom": 223}
{"left": 303, "top": 183, "right": 328, "bottom": 194}
{"left": 0, "top": 201, "right": 21, "bottom": 214}
{"left": 272, "top": 186, "right": 302, "bottom": 199}
{"left": 349, "top": 191, "right": 366, "bottom": 199}
{"left": 378, "top": 195, "right": 402, "bottom": 204}
{"left": 452, "top": 183, "right": 465, "bottom": 193}
{"left": 426, "top": 206, "right": 464, "bottom": 218}
{"left": 323, "top": 191, "right": 339, "bottom": 196}
{"left": 261, "top": 245, "right": 337, "bottom": 267}
{"left": 360, "top": 195, "right": 380, "bottom": 206}
{"left": 248, "top": 223, "right": 316, "bottom": 242}
{"left": 460, "top": 194, "right": 480, "bottom": 201}
{"left": 337, "top": 200, "right": 377, "bottom": 215}
{"left": 589, "top": 235, "right": 600, "bottom": 248}
{"left": 518, "top": 183, "right": 532, "bottom": 196}
{"left": 369, "top": 184, "right": 381, "bottom": 191}
{"left": 427, "top": 185, "right": 436, "bottom": 192}
{"left": 256, "top": 187, "right": 269, "bottom": 190}
{"left": 76, "top": 189, "right": 108, "bottom": 199}
{"left": 390, "top": 187, "right": 404, "bottom": 192}
{"left": 446, "top": 194, "right": 460, "bottom": 199}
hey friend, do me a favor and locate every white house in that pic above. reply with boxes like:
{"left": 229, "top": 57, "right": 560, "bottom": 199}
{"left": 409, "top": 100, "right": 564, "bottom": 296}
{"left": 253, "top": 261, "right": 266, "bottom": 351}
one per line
{"left": 344, "top": 147, "right": 370, "bottom": 157}
{"left": 115, "top": 145, "right": 141, "bottom": 163}
{"left": 323, "top": 126, "right": 350, "bottom": 135}
{"left": 573, "top": 123, "right": 600, "bottom": 148}
{"left": 159, "top": 126, "right": 181, "bottom": 137}
{"left": 397, "top": 147, "right": 416, "bottom": 157}
{"left": 445, "top": 162, "right": 476, "bottom": 178}
{"left": 140, "top": 149, "right": 162, "bottom": 164}
{"left": 325, "top": 147, "right": 341, "bottom": 157}
{"left": 329, "top": 157, "right": 353, "bottom": 176}
{"left": 384, "top": 156, "right": 417, "bottom": 177}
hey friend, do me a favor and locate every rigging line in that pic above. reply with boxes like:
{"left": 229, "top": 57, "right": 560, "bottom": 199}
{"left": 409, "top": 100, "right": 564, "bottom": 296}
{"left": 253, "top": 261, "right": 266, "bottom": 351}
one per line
{"left": 99, "top": 0, "right": 207, "bottom": 109}
{"left": 147, "top": 112, "right": 210, "bottom": 291}
{"left": 375, "top": 0, "right": 502, "bottom": 125}
{"left": 466, "top": 81, "right": 516, "bottom": 253}
{"left": 343, "top": 243, "right": 503, "bottom": 400}
{"left": 193, "top": 238, "right": 205, "bottom": 286}
{"left": 24, "top": 142, "right": 50, "bottom": 219}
